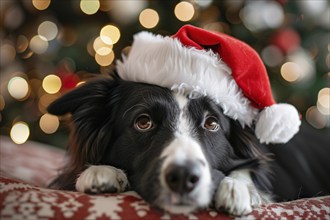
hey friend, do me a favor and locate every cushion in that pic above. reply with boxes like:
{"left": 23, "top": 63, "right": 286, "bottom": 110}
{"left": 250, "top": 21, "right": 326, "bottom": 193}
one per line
{"left": 1, "top": 136, "right": 329, "bottom": 219}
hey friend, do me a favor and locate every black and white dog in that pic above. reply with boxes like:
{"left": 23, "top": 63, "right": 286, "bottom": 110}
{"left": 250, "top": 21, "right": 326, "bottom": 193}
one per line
{"left": 48, "top": 75, "right": 329, "bottom": 216}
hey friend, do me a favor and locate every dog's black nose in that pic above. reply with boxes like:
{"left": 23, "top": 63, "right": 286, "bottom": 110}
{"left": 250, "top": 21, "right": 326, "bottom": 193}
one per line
{"left": 165, "top": 162, "right": 201, "bottom": 194}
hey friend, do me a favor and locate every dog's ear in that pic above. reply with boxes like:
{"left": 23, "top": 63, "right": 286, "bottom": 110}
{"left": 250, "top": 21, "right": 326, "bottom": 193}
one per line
{"left": 47, "top": 78, "right": 117, "bottom": 116}
{"left": 228, "top": 120, "right": 269, "bottom": 166}
{"left": 48, "top": 77, "right": 120, "bottom": 190}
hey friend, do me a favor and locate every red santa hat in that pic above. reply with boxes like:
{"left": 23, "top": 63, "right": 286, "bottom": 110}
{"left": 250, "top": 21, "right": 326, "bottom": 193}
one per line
{"left": 117, "top": 25, "right": 301, "bottom": 144}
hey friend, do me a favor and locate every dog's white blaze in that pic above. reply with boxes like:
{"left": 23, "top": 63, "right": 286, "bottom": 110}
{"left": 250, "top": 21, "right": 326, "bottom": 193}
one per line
{"left": 158, "top": 94, "right": 212, "bottom": 214}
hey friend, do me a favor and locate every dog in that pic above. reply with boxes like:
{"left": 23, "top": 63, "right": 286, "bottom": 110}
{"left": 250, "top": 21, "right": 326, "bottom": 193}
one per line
{"left": 47, "top": 74, "right": 330, "bottom": 216}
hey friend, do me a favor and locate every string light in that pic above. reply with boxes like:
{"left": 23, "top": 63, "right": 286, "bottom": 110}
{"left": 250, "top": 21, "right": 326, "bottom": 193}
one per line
{"left": 80, "top": 0, "right": 100, "bottom": 15}
{"left": 42, "top": 75, "right": 62, "bottom": 94}
{"left": 38, "top": 21, "right": 58, "bottom": 41}
{"left": 139, "top": 9, "right": 159, "bottom": 29}
{"left": 10, "top": 121, "right": 30, "bottom": 144}
{"left": 175, "top": 1, "right": 195, "bottom": 22}
{"left": 32, "top": 0, "right": 51, "bottom": 11}
{"left": 8, "top": 76, "right": 30, "bottom": 100}
{"left": 100, "top": 25, "right": 120, "bottom": 44}
{"left": 39, "top": 113, "right": 59, "bottom": 134}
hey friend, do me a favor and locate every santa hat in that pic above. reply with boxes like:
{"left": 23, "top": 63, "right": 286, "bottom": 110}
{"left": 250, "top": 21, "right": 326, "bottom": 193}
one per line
{"left": 116, "top": 25, "right": 301, "bottom": 144}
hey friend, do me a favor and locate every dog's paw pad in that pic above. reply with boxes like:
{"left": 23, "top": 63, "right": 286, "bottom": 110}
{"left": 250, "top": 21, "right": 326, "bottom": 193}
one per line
{"left": 214, "top": 177, "right": 252, "bottom": 216}
{"left": 76, "top": 165, "right": 128, "bottom": 194}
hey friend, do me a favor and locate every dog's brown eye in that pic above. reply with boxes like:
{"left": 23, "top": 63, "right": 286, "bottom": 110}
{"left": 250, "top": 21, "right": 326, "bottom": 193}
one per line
{"left": 134, "top": 114, "right": 153, "bottom": 131}
{"left": 203, "top": 116, "right": 219, "bottom": 131}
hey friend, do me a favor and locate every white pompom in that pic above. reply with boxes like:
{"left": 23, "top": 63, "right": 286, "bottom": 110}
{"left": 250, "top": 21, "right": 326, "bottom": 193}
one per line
{"left": 255, "top": 104, "right": 301, "bottom": 144}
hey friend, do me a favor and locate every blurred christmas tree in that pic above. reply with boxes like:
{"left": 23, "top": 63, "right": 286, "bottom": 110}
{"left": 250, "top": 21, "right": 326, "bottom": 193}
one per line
{"left": 0, "top": 0, "right": 329, "bottom": 148}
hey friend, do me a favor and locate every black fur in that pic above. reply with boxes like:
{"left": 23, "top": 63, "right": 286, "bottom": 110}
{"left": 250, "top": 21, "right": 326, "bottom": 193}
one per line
{"left": 48, "top": 76, "right": 329, "bottom": 205}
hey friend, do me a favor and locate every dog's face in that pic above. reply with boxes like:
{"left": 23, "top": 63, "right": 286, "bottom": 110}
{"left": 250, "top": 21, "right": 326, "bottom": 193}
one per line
{"left": 48, "top": 77, "right": 261, "bottom": 214}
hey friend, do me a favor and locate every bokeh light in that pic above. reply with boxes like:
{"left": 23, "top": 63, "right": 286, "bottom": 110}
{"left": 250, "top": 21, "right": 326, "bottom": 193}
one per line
{"left": 196, "top": 0, "right": 213, "bottom": 9}
{"left": 76, "top": 81, "right": 86, "bottom": 87}
{"left": 39, "top": 113, "right": 59, "bottom": 134}
{"left": 38, "top": 21, "right": 58, "bottom": 41}
{"left": 261, "top": 45, "right": 284, "bottom": 67}
{"left": 100, "top": 25, "right": 120, "bottom": 44}
{"left": 0, "top": 95, "right": 5, "bottom": 111}
{"left": 93, "top": 36, "right": 113, "bottom": 56}
{"left": 0, "top": 43, "right": 16, "bottom": 66}
{"left": 16, "top": 35, "right": 29, "bottom": 53}
{"left": 42, "top": 75, "right": 62, "bottom": 94}
{"left": 306, "top": 106, "right": 327, "bottom": 129}
{"left": 139, "top": 8, "right": 159, "bottom": 29}
{"left": 10, "top": 121, "right": 30, "bottom": 144}
{"left": 95, "top": 51, "right": 115, "bottom": 66}
{"left": 280, "top": 62, "right": 300, "bottom": 83}
{"left": 241, "top": 1, "right": 284, "bottom": 32}
{"left": 30, "top": 35, "right": 49, "bottom": 54}
{"left": 8, "top": 76, "right": 30, "bottom": 100}
{"left": 109, "top": 0, "right": 147, "bottom": 25}
{"left": 4, "top": 4, "right": 24, "bottom": 29}
{"left": 32, "top": 0, "right": 51, "bottom": 10}
{"left": 80, "top": 0, "right": 100, "bottom": 15}
{"left": 174, "top": 1, "right": 195, "bottom": 22}
{"left": 317, "top": 88, "right": 330, "bottom": 115}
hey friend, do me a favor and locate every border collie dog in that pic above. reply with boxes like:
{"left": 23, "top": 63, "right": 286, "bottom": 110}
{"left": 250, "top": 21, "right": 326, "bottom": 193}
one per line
{"left": 48, "top": 25, "right": 329, "bottom": 215}
{"left": 48, "top": 76, "right": 272, "bottom": 215}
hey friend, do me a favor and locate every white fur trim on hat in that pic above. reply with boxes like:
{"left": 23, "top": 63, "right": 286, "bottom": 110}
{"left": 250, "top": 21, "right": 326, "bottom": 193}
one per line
{"left": 116, "top": 31, "right": 258, "bottom": 127}
{"left": 255, "top": 104, "right": 301, "bottom": 144}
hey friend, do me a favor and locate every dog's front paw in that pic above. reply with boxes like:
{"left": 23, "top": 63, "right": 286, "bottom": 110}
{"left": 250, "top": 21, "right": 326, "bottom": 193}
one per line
{"left": 76, "top": 165, "right": 128, "bottom": 194}
{"left": 214, "top": 177, "right": 261, "bottom": 216}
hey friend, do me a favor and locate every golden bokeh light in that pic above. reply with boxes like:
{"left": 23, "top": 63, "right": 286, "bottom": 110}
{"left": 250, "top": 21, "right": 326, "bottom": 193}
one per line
{"left": 32, "top": 0, "right": 51, "bottom": 10}
{"left": 30, "top": 35, "right": 49, "bottom": 54}
{"left": 174, "top": 1, "right": 195, "bottom": 22}
{"left": 139, "top": 8, "right": 159, "bottom": 29}
{"left": 100, "top": 25, "right": 120, "bottom": 44}
{"left": 8, "top": 76, "right": 30, "bottom": 100}
{"left": 280, "top": 62, "right": 300, "bottom": 82}
{"left": 95, "top": 51, "right": 115, "bottom": 66}
{"left": 39, "top": 113, "right": 59, "bottom": 134}
{"left": 42, "top": 74, "right": 62, "bottom": 94}
{"left": 10, "top": 121, "right": 30, "bottom": 144}
{"left": 317, "top": 88, "right": 330, "bottom": 115}
{"left": 80, "top": 0, "right": 100, "bottom": 15}
{"left": 93, "top": 36, "right": 113, "bottom": 56}
{"left": 38, "top": 21, "right": 58, "bottom": 41}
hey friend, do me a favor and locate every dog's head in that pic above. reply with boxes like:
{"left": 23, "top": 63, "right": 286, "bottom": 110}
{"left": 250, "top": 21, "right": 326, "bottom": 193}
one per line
{"left": 48, "top": 77, "right": 266, "bottom": 214}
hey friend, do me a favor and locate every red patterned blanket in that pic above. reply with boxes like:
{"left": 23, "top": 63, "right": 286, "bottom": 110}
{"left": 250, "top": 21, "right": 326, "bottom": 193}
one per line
{"left": 1, "top": 136, "right": 329, "bottom": 219}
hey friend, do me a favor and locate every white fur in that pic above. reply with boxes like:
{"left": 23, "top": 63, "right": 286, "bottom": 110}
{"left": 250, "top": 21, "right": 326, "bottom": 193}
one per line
{"left": 157, "top": 94, "right": 212, "bottom": 214}
{"left": 76, "top": 165, "right": 128, "bottom": 193}
{"left": 215, "top": 169, "right": 271, "bottom": 216}
{"left": 116, "top": 31, "right": 258, "bottom": 128}
{"left": 255, "top": 103, "right": 301, "bottom": 144}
